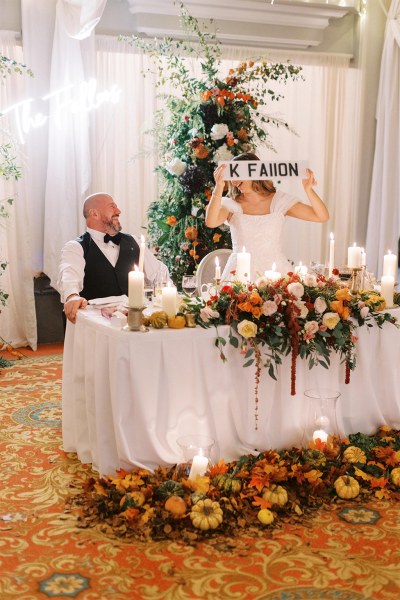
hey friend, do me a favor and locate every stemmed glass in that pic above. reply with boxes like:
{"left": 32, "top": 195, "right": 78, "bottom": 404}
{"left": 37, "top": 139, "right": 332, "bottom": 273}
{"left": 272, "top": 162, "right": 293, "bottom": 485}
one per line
{"left": 182, "top": 275, "right": 197, "bottom": 297}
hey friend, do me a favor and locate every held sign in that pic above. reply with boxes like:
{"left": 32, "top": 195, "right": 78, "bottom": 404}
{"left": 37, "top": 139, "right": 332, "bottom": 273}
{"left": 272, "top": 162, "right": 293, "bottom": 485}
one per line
{"left": 219, "top": 160, "right": 309, "bottom": 180}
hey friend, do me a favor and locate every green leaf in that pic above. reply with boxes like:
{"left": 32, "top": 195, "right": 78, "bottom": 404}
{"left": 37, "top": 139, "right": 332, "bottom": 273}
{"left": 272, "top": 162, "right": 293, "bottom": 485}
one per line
{"left": 243, "top": 359, "right": 254, "bottom": 367}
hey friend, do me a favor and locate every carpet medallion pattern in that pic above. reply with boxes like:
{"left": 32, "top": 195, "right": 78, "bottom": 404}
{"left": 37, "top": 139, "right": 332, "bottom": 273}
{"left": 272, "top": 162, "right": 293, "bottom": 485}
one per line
{"left": 0, "top": 354, "right": 399, "bottom": 599}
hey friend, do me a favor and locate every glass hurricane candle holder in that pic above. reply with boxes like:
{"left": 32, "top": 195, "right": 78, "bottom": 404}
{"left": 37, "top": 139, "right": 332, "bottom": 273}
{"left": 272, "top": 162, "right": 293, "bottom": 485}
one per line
{"left": 302, "top": 388, "right": 342, "bottom": 449}
{"left": 174, "top": 435, "right": 214, "bottom": 481}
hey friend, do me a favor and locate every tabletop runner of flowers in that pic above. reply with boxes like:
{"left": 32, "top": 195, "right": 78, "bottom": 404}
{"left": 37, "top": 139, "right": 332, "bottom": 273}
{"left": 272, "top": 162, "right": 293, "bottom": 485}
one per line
{"left": 181, "top": 272, "right": 399, "bottom": 426}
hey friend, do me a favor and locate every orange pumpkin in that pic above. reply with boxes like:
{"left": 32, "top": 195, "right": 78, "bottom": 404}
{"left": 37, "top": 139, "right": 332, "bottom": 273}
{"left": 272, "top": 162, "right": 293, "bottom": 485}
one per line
{"left": 168, "top": 316, "right": 186, "bottom": 329}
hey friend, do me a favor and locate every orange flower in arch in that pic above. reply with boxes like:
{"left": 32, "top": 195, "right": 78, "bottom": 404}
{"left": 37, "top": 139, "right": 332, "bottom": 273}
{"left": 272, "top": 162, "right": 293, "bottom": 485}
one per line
{"left": 166, "top": 216, "right": 177, "bottom": 226}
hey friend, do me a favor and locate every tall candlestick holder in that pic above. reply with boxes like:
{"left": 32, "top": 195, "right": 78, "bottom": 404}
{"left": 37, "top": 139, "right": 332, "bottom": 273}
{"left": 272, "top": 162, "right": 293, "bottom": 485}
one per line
{"left": 348, "top": 267, "right": 362, "bottom": 295}
{"left": 127, "top": 306, "right": 149, "bottom": 332}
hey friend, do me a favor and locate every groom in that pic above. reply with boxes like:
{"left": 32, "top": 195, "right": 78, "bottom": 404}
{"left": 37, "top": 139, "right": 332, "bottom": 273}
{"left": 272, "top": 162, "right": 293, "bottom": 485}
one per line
{"left": 58, "top": 192, "right": 169, "bottom": 323}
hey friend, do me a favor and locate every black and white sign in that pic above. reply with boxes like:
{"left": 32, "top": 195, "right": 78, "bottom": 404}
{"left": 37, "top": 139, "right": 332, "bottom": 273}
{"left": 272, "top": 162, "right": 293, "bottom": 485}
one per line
{"left": 219, "top": 160, "right": 309, "bottom": 180}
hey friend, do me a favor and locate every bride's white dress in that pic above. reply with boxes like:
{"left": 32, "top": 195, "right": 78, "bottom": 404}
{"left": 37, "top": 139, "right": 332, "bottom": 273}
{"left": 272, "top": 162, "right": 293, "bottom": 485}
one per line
{"left": 221, "top": 191, "right": 298, "bottom": 282}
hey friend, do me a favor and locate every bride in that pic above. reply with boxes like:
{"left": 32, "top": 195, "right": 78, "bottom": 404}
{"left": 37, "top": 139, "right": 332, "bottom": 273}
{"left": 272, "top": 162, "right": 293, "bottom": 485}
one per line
{"left": 205, "top": 152, "right": 329, "bottom": 282}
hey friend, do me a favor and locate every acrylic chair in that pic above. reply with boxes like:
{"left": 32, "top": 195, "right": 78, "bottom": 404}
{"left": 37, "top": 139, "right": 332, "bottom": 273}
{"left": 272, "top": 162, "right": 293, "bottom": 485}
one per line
{"left": 196, "top": 249, "right": 232, "bottom": 289}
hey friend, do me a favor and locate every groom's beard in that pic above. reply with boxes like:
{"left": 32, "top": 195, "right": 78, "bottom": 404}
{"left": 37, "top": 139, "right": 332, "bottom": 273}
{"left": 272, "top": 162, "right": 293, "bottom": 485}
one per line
{"left": 102, "top": 215, "right": 122, "bottom": 233}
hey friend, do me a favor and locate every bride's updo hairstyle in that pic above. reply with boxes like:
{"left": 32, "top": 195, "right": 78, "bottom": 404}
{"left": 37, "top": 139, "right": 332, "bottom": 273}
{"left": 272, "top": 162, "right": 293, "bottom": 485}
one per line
{"left": 228, "top": 152, "right": 276, "bottom": 201}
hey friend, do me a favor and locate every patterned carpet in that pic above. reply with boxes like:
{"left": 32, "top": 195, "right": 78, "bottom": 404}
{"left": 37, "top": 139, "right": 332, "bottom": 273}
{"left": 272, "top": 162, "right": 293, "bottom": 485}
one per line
{"left": 1, "top": 352, "right": 400, "bottom": 600}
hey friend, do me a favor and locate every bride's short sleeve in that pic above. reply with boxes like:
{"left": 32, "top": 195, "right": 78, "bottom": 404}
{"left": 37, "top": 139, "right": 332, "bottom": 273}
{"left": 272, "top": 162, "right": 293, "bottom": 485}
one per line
{"left": 221, "top": 196, "right": 242, "bottom": 214}
{"left": 271, "top": 191, "right": 298, "bottom": 215}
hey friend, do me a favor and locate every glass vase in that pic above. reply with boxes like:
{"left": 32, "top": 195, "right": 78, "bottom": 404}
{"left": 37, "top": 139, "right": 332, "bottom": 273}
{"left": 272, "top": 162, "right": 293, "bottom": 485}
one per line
{"left": 174, "top": 435, "right": 214, "bottom": 481}
{"left": 302, "top": 388, "right": 341, "bottom": 447}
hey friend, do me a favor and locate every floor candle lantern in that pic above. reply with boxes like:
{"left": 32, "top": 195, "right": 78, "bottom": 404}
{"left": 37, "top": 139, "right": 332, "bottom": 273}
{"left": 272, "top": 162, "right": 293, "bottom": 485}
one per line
{"left": 175, "top": 435, "right": 214, "bottom": 480}
{"left": 302, "top": 389, "right": 342, "bottom": 451}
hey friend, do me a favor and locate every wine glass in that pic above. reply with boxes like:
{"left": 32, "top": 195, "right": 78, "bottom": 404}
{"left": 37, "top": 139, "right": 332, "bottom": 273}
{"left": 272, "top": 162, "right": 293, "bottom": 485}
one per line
{"left": 182, "top": 275, "right": 197, "bottom": 297}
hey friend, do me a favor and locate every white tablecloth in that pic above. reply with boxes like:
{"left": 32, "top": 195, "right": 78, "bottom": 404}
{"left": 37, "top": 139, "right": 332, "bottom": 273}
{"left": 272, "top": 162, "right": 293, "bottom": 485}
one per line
{"left": 62, "top": 307, "right": 400, "bottom": 475}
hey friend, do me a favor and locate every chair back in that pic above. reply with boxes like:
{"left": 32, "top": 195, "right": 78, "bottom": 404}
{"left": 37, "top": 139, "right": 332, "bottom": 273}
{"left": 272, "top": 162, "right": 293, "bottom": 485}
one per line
{"left": 196, "top": 249, "right": 232, "bottom": 289}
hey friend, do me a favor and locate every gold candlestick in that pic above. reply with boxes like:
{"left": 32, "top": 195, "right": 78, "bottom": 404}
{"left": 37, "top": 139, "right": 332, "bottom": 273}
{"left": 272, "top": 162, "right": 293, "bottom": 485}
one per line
{"left": 127, "top": 306, "right": 148, "bottom": 332}
{"left": 348, "top": 267, "right": 362, "bottom": 295}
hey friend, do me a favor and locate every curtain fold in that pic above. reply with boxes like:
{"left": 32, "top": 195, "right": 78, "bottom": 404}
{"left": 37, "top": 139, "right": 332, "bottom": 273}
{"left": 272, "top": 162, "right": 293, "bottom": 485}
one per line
{"left": 0, "top": 31, "right": 37, "bottom": 349}
{"left": 366, "top": 0, "right": 400, "bottom": 278}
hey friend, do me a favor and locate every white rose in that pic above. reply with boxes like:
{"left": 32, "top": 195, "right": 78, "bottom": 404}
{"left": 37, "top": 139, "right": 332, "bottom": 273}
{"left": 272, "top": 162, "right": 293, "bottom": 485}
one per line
{"left": 303, "top": 273, "right": 317, "bottom": 287}
{"left": 214, "top": 144, "right": 234, "bottom": 162}
{"left": 287, "top": 282, "right": 304, "bottom": 299}
{"left": 237, "top": 319, "right": 258, "bottom": 339}
{"left": 165, "top": 157, "right": 187, "bottom": 176}
{"left": 210, "top": 123, "right": 229, "bottom": 141}
{"left": 294, "top": 300, "right": 309, "bottom": 319}
{"left": 262, "top": 300, "right": 278, "bottom": 316}
{"left": 255, "top": 276, "right": 269, "bottom": 289}
{"left": 314, "top": 296, "right": 327, "bottom": 314}
{"left": 199, "top": 306, "right": 220, "bottom": 323}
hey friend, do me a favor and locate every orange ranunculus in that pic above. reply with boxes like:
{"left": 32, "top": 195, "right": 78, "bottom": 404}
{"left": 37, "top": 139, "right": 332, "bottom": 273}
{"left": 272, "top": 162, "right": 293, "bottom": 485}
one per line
{"left": 226, "top": 137, "right": 235, "bottom": 147}
{"left": 189, "top": 249, "right": 199, "bottom": 259}
{"left": 216, "top": 96, "right": 225, "bottom": 107}
{"left": 213, "top": 233, "right": 221, "bottom": 243}
{"left": 184, "top": 226, "right": 198, "bottom": 241}
{"left": 335, "top": 288, "right": 352, "bottom": 301}
{"left": 330, "top": 300, "right": 350, "bottom": 320}
{"left": 166, "top": 216, "right": 177, "bottom": 226}
{"left": 192, "top": 240, "right": 199, "bottom": 247}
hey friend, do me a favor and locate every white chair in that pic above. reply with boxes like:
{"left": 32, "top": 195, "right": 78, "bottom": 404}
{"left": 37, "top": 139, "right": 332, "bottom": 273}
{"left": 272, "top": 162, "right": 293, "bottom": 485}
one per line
{"left": 196, "top": 248, "right": 232, "bottom": 289}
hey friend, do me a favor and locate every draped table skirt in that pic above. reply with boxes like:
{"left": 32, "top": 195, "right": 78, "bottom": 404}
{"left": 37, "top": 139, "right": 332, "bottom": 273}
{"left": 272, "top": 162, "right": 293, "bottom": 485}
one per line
{"left": 62, "top": 307, "right": 400, "bottom": 475}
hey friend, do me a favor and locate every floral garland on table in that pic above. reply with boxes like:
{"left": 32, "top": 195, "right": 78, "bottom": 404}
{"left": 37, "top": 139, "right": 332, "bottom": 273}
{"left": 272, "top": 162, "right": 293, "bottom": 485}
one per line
{"left": 182, "top": 272, "right": 399, "bottom": 425}
{"left": 120, "top": 3, "right": 302, "bottom": 287}
{"left": 73, "top": 426, "right": 400, "bottom": 544}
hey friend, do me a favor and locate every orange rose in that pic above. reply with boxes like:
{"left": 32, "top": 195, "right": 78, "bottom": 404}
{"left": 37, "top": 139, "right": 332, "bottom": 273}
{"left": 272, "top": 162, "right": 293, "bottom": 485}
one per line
{"left": 335, "top": 288, "right": 352, "bottom": 301}
{"left": 194, "top": 145, "right": 209, "bottom": 159}
{"left": 184, "top": 226, "right": 198, "bottom": 241}
{"left": 166, "top": 216, "right": 177, "bottom": 226}
{"left": 330, "top": 300, "right": 350, "bottom": 320}
{"left": 237, "top": 128, "right": 248, "bottom": 141}
{"left": 249, "top": 291, "right": 262, "bottom": 305}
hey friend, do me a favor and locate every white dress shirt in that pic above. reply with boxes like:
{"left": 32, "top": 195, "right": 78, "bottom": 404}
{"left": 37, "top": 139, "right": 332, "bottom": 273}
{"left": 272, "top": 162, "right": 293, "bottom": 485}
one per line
{"left": 57, "top": 227, "right": 169, "bottom": 302}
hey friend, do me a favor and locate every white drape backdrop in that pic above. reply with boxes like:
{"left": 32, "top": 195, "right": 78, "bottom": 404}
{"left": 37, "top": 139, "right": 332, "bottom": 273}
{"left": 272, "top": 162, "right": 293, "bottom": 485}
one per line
{"left": 366, "top": 0, "right": 400, "bottom": 278}
{"left": 0, "top": 24, "right": 366, "bottom": 348}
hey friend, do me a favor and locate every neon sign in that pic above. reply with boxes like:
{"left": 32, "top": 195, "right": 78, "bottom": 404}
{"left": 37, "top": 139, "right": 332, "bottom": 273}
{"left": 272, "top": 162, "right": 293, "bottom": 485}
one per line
{"left": 2, "top": 78, "right": 122, "bottom": 144}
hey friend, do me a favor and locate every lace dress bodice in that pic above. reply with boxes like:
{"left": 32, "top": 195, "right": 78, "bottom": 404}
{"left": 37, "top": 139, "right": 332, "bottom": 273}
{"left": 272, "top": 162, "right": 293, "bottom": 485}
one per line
{"left": 221, "top": 191, "right": 297, "bottom": 282}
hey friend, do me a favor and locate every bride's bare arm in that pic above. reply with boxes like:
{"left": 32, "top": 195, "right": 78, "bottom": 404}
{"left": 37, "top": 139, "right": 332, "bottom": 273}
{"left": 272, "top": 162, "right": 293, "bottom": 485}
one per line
{"left": 205, "top": 164, "right": 230, "bottom": 228}
{"left": 286, "top": 169, "right": 329, "bottom": 223}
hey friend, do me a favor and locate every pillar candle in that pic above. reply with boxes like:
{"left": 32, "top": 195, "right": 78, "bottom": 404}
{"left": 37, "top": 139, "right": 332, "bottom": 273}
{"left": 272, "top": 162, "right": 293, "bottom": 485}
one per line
{"left": 188, "top": 454, "right": 209, "bottom": 480}
{"left": 312, "top": 429, "right": 328, "bottom": 443}
{"left": 381, "top": 275, "right": 394, "bottom": 308}
{"left": 138, "top": 234, "right": 146, "bottom": 272}
{"left": 128, "top": 266, "right": 144, "bottom": 308}
{"left": 294, "top": 261, "right": 307, "bottom": 276}
{"left": 215, "top": 257, "right": 221, "bottom": 280}
{"left": 383, "top": 250, "right": 397, "bottom": 280}
{"left": 236, "top": 246, "right": 251, "bottom": 284}
{"left": 264, "top": 262, "right": 281, "bottom": 282}
{"left": 161, "top": 282, "right": 177, "bottom": 317}
{"left": 328, "top": 232, "right": 335, "bottom": 276}
{"left": 347, "top": 243, "right": 362, "bottom": 268}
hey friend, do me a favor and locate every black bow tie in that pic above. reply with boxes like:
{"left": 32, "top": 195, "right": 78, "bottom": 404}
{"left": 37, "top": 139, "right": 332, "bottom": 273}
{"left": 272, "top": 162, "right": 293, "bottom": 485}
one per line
{"left": 104, "top": 232, "right": 122, "bottom": 245}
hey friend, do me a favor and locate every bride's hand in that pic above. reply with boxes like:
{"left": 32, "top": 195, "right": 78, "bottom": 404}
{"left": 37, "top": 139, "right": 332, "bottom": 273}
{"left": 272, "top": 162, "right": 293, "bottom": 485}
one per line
{"left": 302, "top": 168, "right": 317, "bottom": 191}
{"left": 213, "top": 163, "right": 227, "bottom": 187}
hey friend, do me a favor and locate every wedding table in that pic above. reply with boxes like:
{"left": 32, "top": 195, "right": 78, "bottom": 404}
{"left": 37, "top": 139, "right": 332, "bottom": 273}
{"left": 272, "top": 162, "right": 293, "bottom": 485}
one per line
{"left": 62, "top": 306, "right": 400, "bottom": 475}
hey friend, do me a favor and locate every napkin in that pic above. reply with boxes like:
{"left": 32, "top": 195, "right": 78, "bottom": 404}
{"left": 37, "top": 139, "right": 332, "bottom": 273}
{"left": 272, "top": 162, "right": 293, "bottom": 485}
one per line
{"left": 88, "top": 295, "right": 128, "bottom": 306}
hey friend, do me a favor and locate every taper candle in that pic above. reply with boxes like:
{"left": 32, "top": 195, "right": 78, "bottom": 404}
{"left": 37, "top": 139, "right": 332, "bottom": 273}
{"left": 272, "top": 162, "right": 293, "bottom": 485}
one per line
{"left": 329, "top": 232, "right": 335, "bottom": 276}
{"left": 215, "top": 257, "right": 221, "bottom": 280}
{"left": 138, "top": 234, "right": 145, "bottom": 272}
